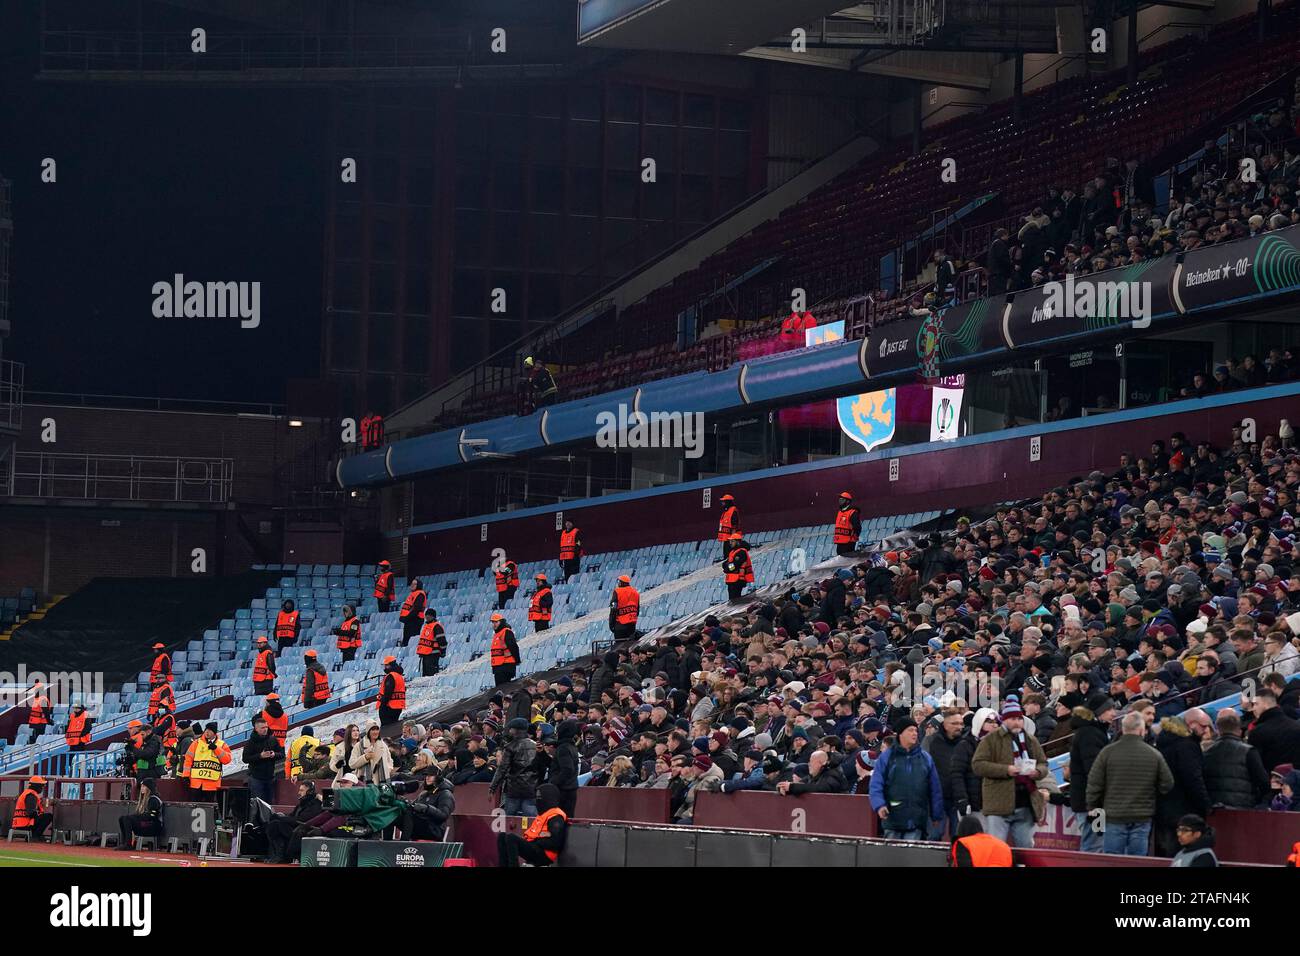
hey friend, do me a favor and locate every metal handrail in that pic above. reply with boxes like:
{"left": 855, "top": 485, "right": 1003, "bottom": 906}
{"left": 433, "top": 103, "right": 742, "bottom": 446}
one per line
{"left": 8, "top": 452, "right": 235, "bottom": 503}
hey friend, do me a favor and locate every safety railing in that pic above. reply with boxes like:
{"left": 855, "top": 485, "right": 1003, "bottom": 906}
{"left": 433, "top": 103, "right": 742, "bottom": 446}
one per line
{"left": 0, "top": 681, "right": 233, "bottom": 776}
{"left": 8, "top": 452, "right": 234, "bottom": 503}
{"left": 0, "top": 358, "right": 22, "bottom": 432}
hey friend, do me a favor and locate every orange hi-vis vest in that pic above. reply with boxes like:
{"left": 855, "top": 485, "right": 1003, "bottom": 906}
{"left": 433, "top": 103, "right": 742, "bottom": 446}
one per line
{"left": 724, "top": 547, "right": 754, "bottom": 584}
{"left": 374, "top": 570, "right": 395, "bottom": 600}
{"left": 834, "top": 507, "right": 860, "bottom": 544}
{"left": 336, "top": 616, "right": 361, "bottom": 651}
{"left": 495, "top": 562, "right": 520, "bottom": 593}
{"left": 253, "top": 648, "right": 276, "bottom": 683}
{"left": 613, "top": 585, "right": 640, "bottom": 624}
{"left": 275, "top": 610, "right": 300, "bottom": 641}
{"left": 418, "top": 620, "right": 446, "bottom": 656}
{"left": 261, "top": 708, "right": 289, "bottom": 745}
{"left": 148, "top": 683, "right": 174, "bottom": 717}
{"left": 401, "top": 589, "right": 426, "bottom": 619}
{"left": 13, "top": 788, "right": 45, "bottom": 828}
{"left": 523, "top": 807, "right": 568, "bottom": 861}
{"left": 491, "top": 625, "right": 518, "bottom": 667}
{"left": 184, "top": 736, "right": 231, "bottom": 790}
{"left": 378, "top": 671, "right": 406, "bottom": 711}
{"left": 303, "top": 667, "right": 330, "bottom": 705}
{"left": 65, "top": 712, "right": 91, "bottom": 747}
{"left": 529, "top": 587, "right": 553, "bottom": 622}
{"left": 717, "top": 506, "right": 739, "bottom": 541}
{"left": 950, "top": 832, "right": 1014, "bottom": 867}
{"left": 29, "top": 693, "right": 50, "bottom": 726}
{"left": 559, "top": 528, "right": 581, "bottom": 561}
{"left": 151, "top": 652, "right": 172, "bottom": 685}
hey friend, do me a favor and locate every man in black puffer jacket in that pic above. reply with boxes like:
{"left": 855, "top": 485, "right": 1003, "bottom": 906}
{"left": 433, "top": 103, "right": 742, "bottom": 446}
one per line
{"left": 549, "top": 719, "right": 581, "bottom": 817}
{"left": 949, "top": 708, "right": 997, "bottom": 818}
{"left": 1068, "top": 695, "right": 1116, "bottom": 854}
{"left": 399, "top": 767, "right": 456, "bottom": 841}
{"left": 921, "top": 709, "right": 965, "bottom": 838}
{"left": 1202, "top": 709, "right": 1269, "bottom": 808}
{"left": 1153, "top": 716, "right": 1210, "bottom": 858}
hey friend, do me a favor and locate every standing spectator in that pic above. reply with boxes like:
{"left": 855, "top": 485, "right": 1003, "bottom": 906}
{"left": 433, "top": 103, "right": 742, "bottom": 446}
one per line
{"left": 1248, "top": 689, "right": 1300, "bottom": 772}
{"left": 1086, "top": 712, "right": 1174, "bottom": 856}
{"left": 922, "top": 708, "right": 965, "bottom": 838}
{"left": 1068, "top": 694, "right": 1117, "bottom": 853}
{"left": 972, "top": 699, "right": 1047, "bottom": 848}
{"left": 869, "top": 718, "right": 944, "bottom": 840}
{"left": 243, "top": 715, "right": 285, "bottom": 806}
{"left": 549, "top": 719, "right": 581, "bottom": 816}
{"left": 1202, "top": 709, "right": 1269, "bottom": 808}
{"left": 1153, "top": 716, "right": 1210, "bottom": 857}
{"left": 950, "top": 707, "right": 997, "bottom": 818}
{"left": 491, "top": 717, "right": 539, "bottom": 815}
{"left": 349, "top": 722, "right": 393, "bottom": 784}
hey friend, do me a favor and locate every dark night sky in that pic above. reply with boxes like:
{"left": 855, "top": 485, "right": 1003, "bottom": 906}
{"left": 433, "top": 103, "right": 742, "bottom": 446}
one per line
{"left": 0, "top": 4, "right": 328, "bottom": 405}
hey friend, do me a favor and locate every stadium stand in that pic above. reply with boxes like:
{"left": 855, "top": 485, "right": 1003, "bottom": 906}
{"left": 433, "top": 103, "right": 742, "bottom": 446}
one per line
{"left": 0, "top": 513, "right": 941, "bottom": 778}
{"left": 427, "top": 4, "right": 1300, "bottom": 429}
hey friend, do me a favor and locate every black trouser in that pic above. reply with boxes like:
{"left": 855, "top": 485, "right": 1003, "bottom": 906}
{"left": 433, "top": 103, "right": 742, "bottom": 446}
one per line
{"left": 341, "top": 647, "right": 357, "bottom": 663}
{"left": 560, "top": 558, "right": 579, "bottom": 582}
{"left": 611, "top": 622, "right": 636, "bottom": 643}
{"left": 557, "top": 787, "right": 578, "bottom": 818}
{"left": 376, "top": 598, "right": 391, "bottom": 613}
{"left": 253, "top": 679, "right": 275, "bottom": 695}
{"left": 378, "top": 705, "right": 403, "bottom": 727}
{"left": 118, "top": 813, "right": 161, "bottom": 847}
{"left": 277, "top": 637, "right": 297, "bottom": 654}
{"left": 248, "top": 776, "right": 276, "bottom": 806}
{"left": 493, "top": 664, "right": 516, "bottom": 686}
{"left": 401, "top": 618, "right": 421, "bottom": 647}
{"left": 420, "top": 654, "right": 441, "bottom": 677}
{"left": 727, "top": 581, "right": 746, "bottom": 602}
{"left": 836, "top": 542, "right": 857, "bottom": 556}
{"left": 987, "top": 275, "right": 1008, "bottom": 297}
{"left": 497, "top": 586, "right": 517, "bottom": 609}
{"left": 398, "top": 808, "right": 445, "bottom": 842}
{"left": 534, "top": 619, "right": 549, "bottom": 632}
{"left": 266, "top": 815, "right": 301, "bottom": 862}
{"left": 18, "top": 813, "right": 53, "bottom": 841}
{"left": 497, "top": 832, "right": 554, "bottom": 867}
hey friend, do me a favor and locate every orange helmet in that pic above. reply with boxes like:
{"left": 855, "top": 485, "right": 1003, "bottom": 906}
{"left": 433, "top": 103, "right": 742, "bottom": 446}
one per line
{"left": 535, "top": 573, "right": 548, "bottom": 582}
{"left": 839, "top": 491, "right": 853, "bottom": 499}
{"left": 383, "top": 655, "right": 397, "bottom": 665}
{"left": 720, "top": 494, "right": 734, "bottom": 502}
{"left": 29, "top": 775, "right": 46, "bottom": 785}
{"left": 729, "top": 532, "right": 743, "bottom": 541}
{"left": 618, "top": 574, "right": 631, "bottom": 584}
{"left": 304, "top": 649, "right": 318, "bottom": 658}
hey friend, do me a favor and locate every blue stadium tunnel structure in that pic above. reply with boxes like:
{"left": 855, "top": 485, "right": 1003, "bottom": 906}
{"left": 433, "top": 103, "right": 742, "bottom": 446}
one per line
{"left": 338, "top": 224, "right": 1300, "bottom": 490}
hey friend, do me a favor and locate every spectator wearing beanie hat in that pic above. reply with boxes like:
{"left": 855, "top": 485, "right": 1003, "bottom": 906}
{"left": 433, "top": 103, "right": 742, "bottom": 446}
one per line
{"left": 971, "top": 698, "right": 1048, "bottom": 848}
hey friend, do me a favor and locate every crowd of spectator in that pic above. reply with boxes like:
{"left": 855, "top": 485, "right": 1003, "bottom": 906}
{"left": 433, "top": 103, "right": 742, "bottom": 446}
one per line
{"left": 341, "top": 413, "right": 1300, "bottom": 860}
{"left": 982, "top": 103, "right": 1300, "bottom": 296}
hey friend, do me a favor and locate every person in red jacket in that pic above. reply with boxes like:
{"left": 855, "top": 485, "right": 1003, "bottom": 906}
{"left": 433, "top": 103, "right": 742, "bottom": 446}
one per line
{"left": 150, "top": 643, "right": 172, "bottom": 686}
{"left": 399, "top": 579, "right": 427, "bottom": 647}
{"left": 252, "top": 635, "right": 277, "bottom": 695}
{"left": 717, "top": 494, "right": 740, "bottom": 560}
{"left": 374, "top": 560, "right": 395, "bottom": 612}
{"left": 274, "top": 600, "right": 301, "bottom": 652}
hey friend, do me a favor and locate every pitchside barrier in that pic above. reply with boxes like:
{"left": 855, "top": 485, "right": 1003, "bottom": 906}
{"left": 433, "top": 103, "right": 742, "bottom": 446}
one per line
{"left": 299, "top": 837, "right": 465, "bottom": 867}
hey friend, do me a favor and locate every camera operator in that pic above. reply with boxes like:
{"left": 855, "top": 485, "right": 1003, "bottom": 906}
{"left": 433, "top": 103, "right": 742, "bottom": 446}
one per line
{"left": 396, "top": 766, "right": 456, "bottom": 841}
